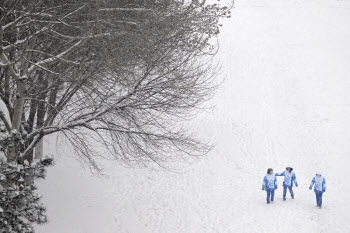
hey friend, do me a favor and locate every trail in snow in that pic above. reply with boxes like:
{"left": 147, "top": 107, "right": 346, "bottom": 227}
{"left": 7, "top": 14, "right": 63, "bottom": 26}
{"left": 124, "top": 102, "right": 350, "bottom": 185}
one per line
{"left": 36, "top": 0, "right": 350, "bottom": 232}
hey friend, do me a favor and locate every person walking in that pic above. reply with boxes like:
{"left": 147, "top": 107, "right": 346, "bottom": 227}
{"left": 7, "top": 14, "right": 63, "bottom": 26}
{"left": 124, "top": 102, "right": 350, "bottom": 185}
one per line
{"left": 275, "top": 165, "right": 298, "bottom": 200}
{"left": 309, "top": 170, "right": 326, "bottom": 208}
{"left": 262, "top": 168, "right": 278, "bottom": 204}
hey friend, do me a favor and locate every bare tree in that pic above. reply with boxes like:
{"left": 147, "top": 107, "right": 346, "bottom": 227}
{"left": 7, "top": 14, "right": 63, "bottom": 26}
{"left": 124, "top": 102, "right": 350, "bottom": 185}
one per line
{"left": 0, "top": 0, "right": 231, "bottom": 231}
{"left": 1, "top": 0, "right": 231, "bottom": 168}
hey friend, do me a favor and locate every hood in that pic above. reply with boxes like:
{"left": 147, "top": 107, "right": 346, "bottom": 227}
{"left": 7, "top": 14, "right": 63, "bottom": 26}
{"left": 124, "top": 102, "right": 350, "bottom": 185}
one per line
{"left": 267, "top": 168, "right": 273, "bottom": 174}
{"left": 286, "top": 165, "right": 293, "bottom": 169}
{"left": 316, "top": 170, "right": 323, "bottom": 176}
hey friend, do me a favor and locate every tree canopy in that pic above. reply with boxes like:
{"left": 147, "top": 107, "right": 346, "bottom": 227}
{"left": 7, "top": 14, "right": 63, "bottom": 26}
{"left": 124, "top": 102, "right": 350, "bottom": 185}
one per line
{"left": 0, "top": 0, "right": 231, "bottom": 230}
{"left": 1, "top": 0, "right": 231, "bottom": 168}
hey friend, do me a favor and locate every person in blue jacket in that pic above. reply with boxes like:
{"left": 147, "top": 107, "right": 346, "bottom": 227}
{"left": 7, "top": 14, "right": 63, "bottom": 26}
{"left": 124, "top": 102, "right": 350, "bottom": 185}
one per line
{"left": 275, "top": 165, "right": 298, "bottom": 200}
{"left": 262, "top": 168, "right": 278, "bottom": 204}
{"left": 309, "top": 170, "right": 326, "bottom": 208}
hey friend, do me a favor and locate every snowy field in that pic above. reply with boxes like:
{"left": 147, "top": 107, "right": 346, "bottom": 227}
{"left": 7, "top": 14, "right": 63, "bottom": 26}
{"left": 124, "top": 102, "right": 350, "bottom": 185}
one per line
{"left": 36, "top": 0, "right": 350, "bottom": 232}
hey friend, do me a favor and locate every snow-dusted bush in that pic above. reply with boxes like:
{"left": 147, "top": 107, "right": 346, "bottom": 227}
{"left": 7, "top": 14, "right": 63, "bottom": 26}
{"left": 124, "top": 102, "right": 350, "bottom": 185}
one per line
{"left": 0, "top": 158, "right": 53, "bottom": 233}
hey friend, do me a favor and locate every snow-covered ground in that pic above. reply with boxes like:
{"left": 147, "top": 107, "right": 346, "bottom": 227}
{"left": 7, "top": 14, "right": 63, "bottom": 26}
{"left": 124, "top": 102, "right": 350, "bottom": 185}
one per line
{"left": 36, "top": 0, "right": 350, "bottom": 232}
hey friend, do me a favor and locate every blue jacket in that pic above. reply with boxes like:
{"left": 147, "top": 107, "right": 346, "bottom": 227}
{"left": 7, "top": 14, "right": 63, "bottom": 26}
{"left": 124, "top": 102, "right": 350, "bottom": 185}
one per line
{"left": 275, "top": 171, "right": 298, "bottom": 187}
{"left": 309, "top": 176, "right": 326, "bottom": 193}
{"left": 262, "top": 174, "right": 278, "bottom": 191}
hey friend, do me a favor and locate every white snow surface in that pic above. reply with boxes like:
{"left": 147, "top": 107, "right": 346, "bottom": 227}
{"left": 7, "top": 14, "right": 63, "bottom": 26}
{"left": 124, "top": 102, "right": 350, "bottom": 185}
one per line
{"left": 36, "top": 0, "right": 350, "bottom": 232}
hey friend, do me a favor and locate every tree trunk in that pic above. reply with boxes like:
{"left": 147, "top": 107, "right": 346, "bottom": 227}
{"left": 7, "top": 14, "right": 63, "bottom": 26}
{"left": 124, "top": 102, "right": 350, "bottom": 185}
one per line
{"left": 45, "top": 78, "right": 59, "bottom": 126}
{"left": 33, "top": 77, "right": 48, "bottom": 161}
{"left": 12, "top": 80, "right": 27, "bottom": 130}
{"left": 8, "top": 79, "right": 27, "bottom": 162}
{"left": 27, "top": 98, "right": 38, "bottom": 133}
{"left": 34, "top": 138, "right": 44, "bottom": 160}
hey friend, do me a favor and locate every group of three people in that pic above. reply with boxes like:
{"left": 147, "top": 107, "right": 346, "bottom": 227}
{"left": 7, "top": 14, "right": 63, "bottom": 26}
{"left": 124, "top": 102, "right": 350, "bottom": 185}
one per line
{"left": 262, "top": 166, "right": 326, "bottom": 208}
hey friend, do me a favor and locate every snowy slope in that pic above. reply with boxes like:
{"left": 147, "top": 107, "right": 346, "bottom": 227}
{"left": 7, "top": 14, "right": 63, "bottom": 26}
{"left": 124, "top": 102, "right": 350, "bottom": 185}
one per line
{"left": 36, "top": 0, "right": 350, "bottom": 232}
